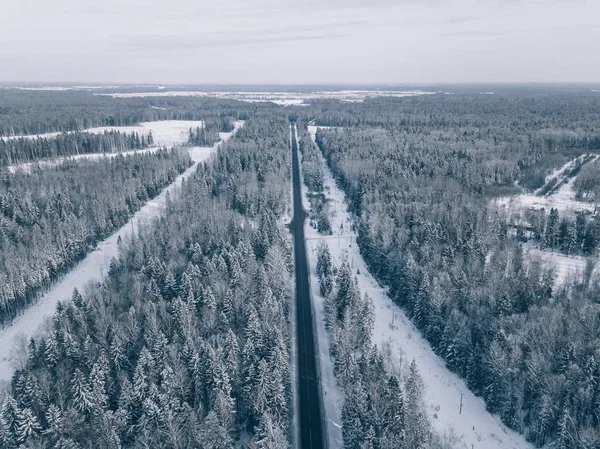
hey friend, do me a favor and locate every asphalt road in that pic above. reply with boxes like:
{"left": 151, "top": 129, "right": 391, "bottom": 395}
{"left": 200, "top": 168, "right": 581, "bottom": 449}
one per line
{"left": 291, "top": 123, "right": 326, "bottom": 449}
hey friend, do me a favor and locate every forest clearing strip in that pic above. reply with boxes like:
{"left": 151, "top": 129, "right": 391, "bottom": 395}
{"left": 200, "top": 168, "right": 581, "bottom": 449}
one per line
{"left": 0, "top": 122, "right": 242, "bottom": 383}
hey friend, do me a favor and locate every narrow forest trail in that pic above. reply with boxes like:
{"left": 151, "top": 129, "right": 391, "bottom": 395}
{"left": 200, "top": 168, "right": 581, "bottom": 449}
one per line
{"left": 0, "top": 122, "right": 243, "bottom": 383}
{"left": 306, "top": 126, "right": 533, "bottom": 449}
{"left": 291, "top": 123, "right": 327, "bottom": 449}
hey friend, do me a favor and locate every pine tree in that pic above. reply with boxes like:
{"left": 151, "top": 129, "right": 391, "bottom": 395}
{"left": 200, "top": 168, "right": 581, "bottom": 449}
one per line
{"left": 43, "top": 404, "right": 65, "bottom": 439}
{"left": 555, "top": 407, "right": 573, "bottom": 449}
{"left": 71, "top": 368, "right": 94, "bottom": 413}
{"left": 198, "top": 410, "right": 234, "bottom": 449}
{"left": 405, "top": 361, "right": 429, "bottom": 449}
{"left": 2, "top": 394, "right": 20, "bottom": 438}
{"left": 252, "top": 413, "right": 289, "bottom": 449}
{"left": 15, "top": 407, "right": 40, "bottom": 444}
{"left": 342, "top": 381, "right": 368, "bottom": 449}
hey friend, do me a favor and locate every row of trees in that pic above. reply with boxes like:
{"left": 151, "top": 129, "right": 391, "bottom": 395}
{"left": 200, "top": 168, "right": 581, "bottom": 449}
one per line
{"left": 316, "top": 244, "right": 441, "bottom": 448}
{"left": 517, "top": 207, "right": 600, "bottom": 255}
{"left": 0, "top": 149, "right": 192, "bottom": 326}
{"left": 311, "top": 113, "right": 600, "bottom": 447}
{"left": 574, "top": 158, "right": 600, "bottom": 201}
{"left": 1, "top": 130, "right": 153, "bottom": 166}
{"left": 1, "top": 113, "right": 295, "bottom": 448}
{"left": 188, "top": 117, "right": 235, "bottom": 147}
{"left": 299, "top": 132, "right": 331, "bottom": 234}
{"left": 0, "top": 89, "right": 245, "bottom": 137}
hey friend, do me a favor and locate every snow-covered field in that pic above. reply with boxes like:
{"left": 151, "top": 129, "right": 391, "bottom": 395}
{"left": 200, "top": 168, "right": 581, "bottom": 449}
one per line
{"left": 2, "top": 120, "right": 203, "bottom": 145}
{"left": 0, "top": 121, "right": 243, "bottom": 383}
{"left": 97, "top": 89, "right": 437, "bottom": 104}
{"left": 494, "top": 155, "right": 599, "bottom": 215}
{"left": 4, "top": 120, "right": 205, "bottom": 173}
{"left": 523, "top": 243, "right": 590, "bottom": 285}
{"left": 306, "top": 127, "right": 532, "bottom": 449}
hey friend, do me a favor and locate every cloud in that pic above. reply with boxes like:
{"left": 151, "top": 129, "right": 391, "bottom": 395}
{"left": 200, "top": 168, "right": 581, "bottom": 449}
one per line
{"left": 447, "top": 15, "right": 480, "bottom": 24}
{"left": 114, "top": 20, "right": 361, "bottom": 51}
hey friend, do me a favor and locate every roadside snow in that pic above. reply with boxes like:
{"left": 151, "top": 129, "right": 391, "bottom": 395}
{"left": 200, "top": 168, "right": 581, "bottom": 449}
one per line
{"left": 0, "top": 121, "right": 243, "bottom": 383}
{"left": 307, "top": 127, "right": 532, "bottom": 449}
{"left": 297, "top": 126, "right": 343, "bottom": 449}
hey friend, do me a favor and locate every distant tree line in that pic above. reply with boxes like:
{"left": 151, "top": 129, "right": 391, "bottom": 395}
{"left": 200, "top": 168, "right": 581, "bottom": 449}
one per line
{"left": 0, "top": 130, "right": 153, "bottom": 166}
{"left": 188, "top": 117, "right": 234, "bottom": 147}
{"left": 0, "top": 90, "right": 244, "bottom": 137}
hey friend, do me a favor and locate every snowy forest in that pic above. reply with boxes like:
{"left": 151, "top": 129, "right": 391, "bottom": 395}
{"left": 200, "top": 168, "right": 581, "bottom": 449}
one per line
{"left": 299, "top": 90, "right": 600, "bottom": 447}
{"left": 0, "top": 130, "right": 154, "bottom": 166}
{"left": 1, "top": 87, "right": 599, "bottom": 449}
{"left": 0, "top": 150, "right": 192, "bottom": 326}
{"left": 0, "top": 114, "right": 294, "bottom": 448}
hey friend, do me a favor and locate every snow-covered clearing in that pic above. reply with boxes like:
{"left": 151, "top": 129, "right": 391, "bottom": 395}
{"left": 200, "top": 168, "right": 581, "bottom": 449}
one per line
{"left": 523, "top": 243, "right": 590, "bottom": 285}
{"left": 4, "top": 120, "right": 205, "bottom": 173}
{"left": 494, "top": 155, "right": 599, "bottom": 216}
{"left": 2, "top": 120, "right": 203, "bottom": 145}
{"left": 306, "top": 127, "right": 532, "bottom": 449}
{"left": 0, "top": 121, "right": 243, "bottom": 384}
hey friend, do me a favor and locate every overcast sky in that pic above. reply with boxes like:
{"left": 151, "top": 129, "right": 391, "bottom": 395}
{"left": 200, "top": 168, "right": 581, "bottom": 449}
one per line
{"left": 1, "top": 0, "right": 599, "bottom": 84}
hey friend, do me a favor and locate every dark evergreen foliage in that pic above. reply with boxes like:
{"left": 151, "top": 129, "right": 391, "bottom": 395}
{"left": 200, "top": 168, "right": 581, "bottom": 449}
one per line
{"left": 0, "top": 149, "right": 192, "bottom": 325}
{"left": 1, "top": 114, "right": 294, "bottom": 448}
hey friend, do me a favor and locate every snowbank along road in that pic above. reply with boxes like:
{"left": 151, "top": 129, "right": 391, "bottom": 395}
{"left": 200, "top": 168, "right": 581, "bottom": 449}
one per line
{"left": 0, "top": 121, "right": 243, "bottom": 383}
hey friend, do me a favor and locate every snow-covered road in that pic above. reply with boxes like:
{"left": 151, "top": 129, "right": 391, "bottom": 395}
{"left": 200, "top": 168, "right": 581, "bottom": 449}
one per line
{"left": 306, "top": 127, "right": 532, "bottom": 449}
{"left": 0, "top": 122, "right": 243, "bottom": 383}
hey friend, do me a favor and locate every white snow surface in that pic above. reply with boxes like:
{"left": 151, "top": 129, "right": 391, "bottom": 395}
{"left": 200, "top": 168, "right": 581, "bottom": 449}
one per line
{"left": 0, "top": 121, "right": 243, "bottom": 383}
{"left": 4, "top": 120, "right": 205, "bottom": 173}
{"left": 522, "top": 243, "right": 590, "bottom": 285}
{"left": 306, "top": 127, "right": 532, "bottom": 449}
{"left": 2, "top": 120, "right": 204, "bottom": 145}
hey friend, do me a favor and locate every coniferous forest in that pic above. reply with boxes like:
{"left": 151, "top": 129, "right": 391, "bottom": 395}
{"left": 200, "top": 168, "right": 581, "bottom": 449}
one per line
{"left": 1, "top": 87, "right": 600, "bottom": 449}
{"left": 298, "top": 91, "right": 600, "bottom": 447}
{"left": 0, "top": 150, "right": 192, "bottom": 326}
{"left": 0, "top": 130, "right": 154, "bottom": 167}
